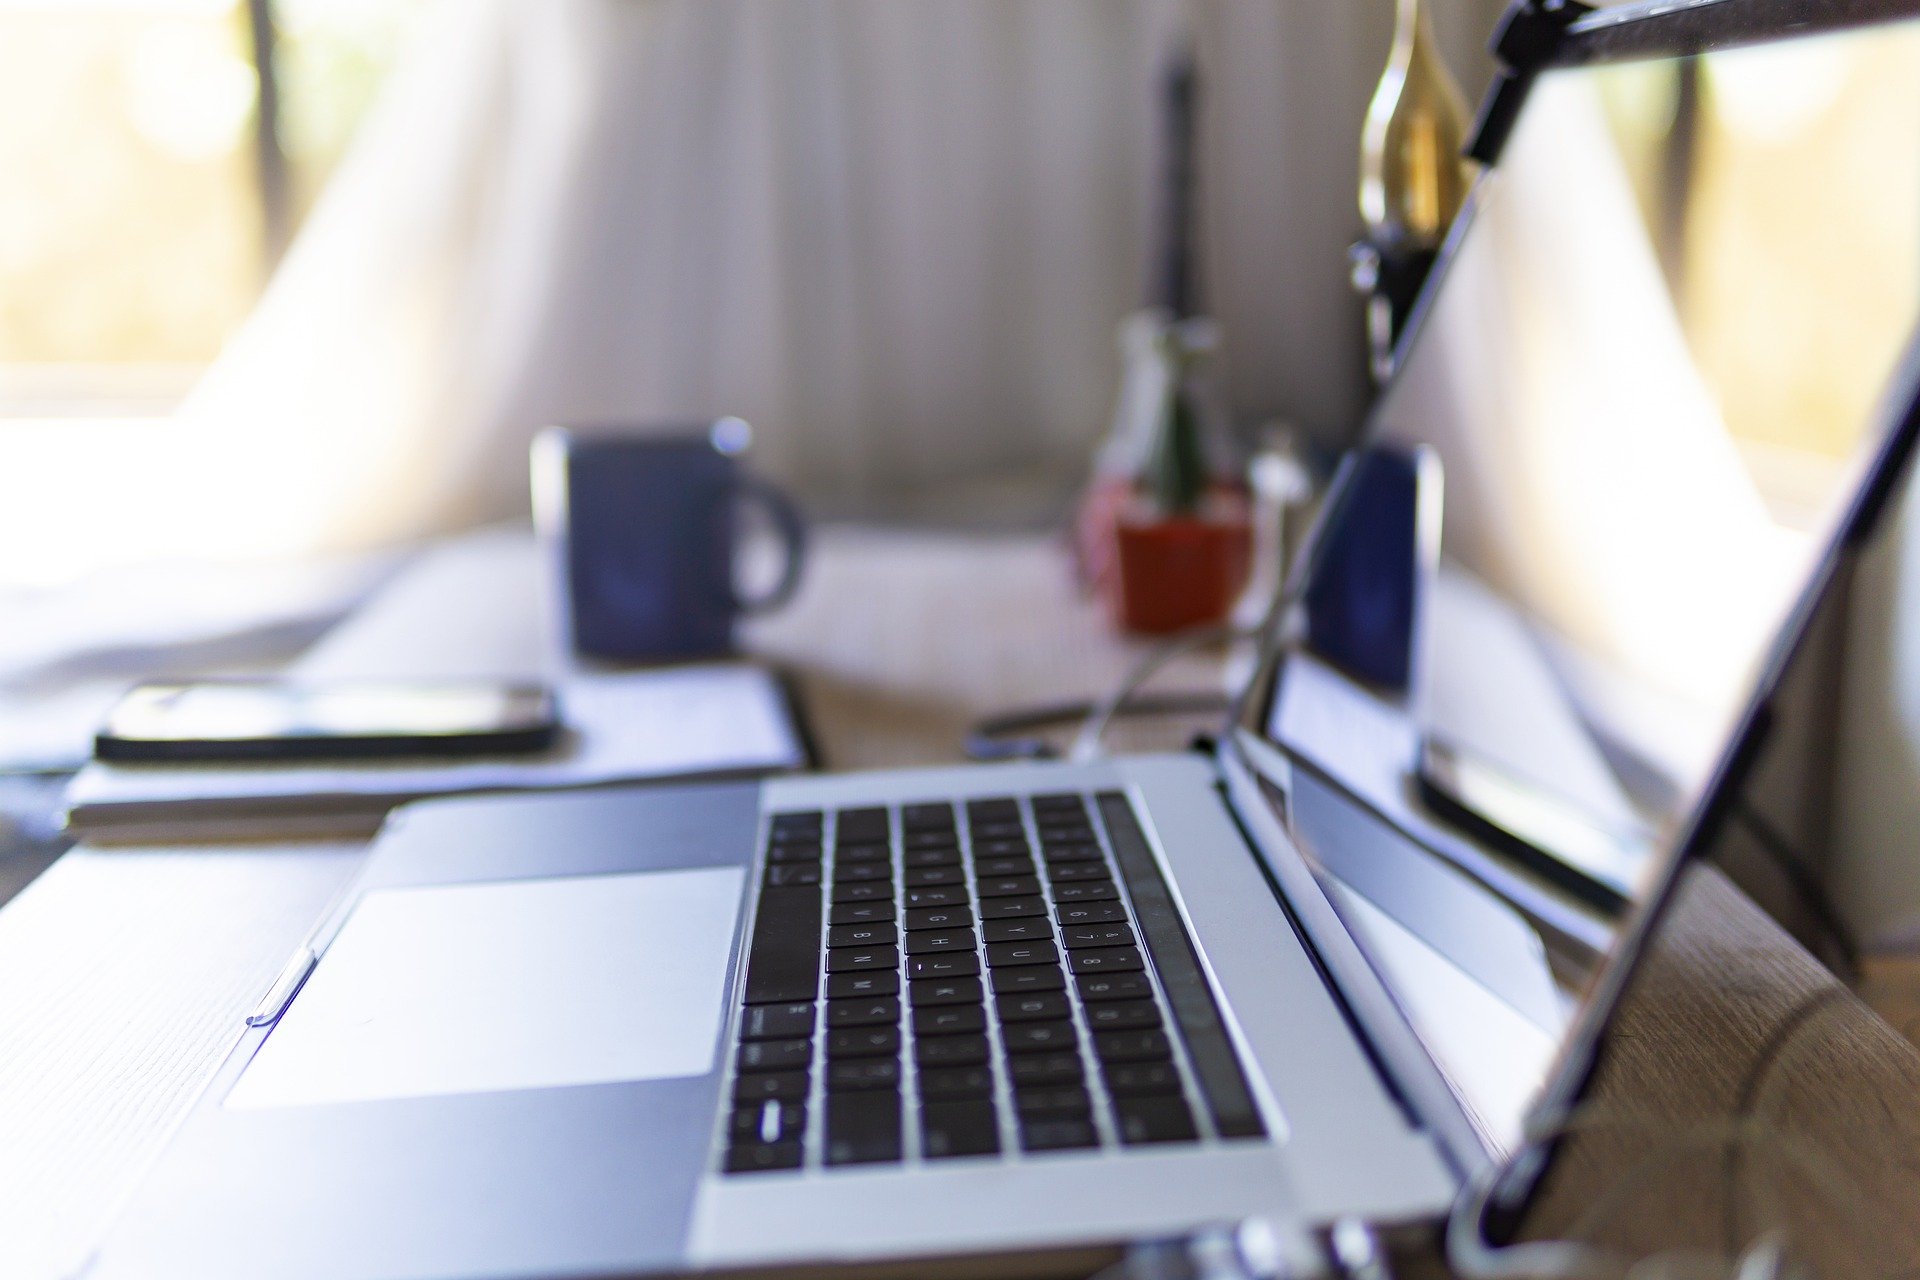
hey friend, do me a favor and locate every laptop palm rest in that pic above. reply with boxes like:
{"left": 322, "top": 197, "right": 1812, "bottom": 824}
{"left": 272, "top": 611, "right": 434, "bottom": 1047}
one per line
{"left": 226, "top": 866, "right": 746, "bottom": 1110}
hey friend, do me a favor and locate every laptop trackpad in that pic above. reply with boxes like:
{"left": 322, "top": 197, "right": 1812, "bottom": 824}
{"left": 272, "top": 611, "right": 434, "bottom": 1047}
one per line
{"left": 226, "top": 867, "right": 746, "bottom": 1110}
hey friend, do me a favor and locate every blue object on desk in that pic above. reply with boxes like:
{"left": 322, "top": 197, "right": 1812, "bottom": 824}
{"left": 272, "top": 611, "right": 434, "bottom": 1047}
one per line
{"left": 534, "top": 422, "right": 807, "bottom": 661}
{"left": 1303, "top": 445, "right": 1435, "bottom": 693}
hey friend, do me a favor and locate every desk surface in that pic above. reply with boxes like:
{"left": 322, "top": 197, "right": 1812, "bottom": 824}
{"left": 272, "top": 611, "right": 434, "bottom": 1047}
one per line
{"left": 0, "top": 527, "right": 1915, "bottom": 1279}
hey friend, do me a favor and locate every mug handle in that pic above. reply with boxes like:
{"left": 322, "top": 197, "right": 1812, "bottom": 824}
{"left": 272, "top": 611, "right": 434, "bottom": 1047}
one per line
{"left": 733, "top": 476, "right": 808, "bottom": 615}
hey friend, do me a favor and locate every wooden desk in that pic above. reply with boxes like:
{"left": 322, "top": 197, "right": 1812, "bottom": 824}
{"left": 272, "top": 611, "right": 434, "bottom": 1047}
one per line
{"left": 0, "top": 527, "right": 1912, "bottom": 1279}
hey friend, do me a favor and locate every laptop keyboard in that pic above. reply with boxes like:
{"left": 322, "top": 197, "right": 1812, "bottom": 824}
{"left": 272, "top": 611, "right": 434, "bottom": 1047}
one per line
{"left": 720, "top": 791, "right": 1266, "bottom": 1173}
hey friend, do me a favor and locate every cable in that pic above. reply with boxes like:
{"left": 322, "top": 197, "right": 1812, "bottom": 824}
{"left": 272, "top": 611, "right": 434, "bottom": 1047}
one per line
{"left": 1068, "top": 624, "right": 1257, "bottom": 762}
{"left": 1446, "top": 985, "right": 1866, "bottom": 1280}
{"left": 1085, "top": 1217, "right": 1330, "bottom": 1280}
{"left": 966, "top": 693, "right": 1231, "bottom": 761}
{"left": 1727, "top": 801, "right": 1859, "bottom": 977}
{"left": 1721, "top": 986, "right": 1853, "bottom": 1260}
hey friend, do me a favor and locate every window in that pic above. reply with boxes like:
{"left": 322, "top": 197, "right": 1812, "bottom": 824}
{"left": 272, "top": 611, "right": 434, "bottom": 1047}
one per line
{"left": 0, "top": 0, "right": 423, "bottom": 414}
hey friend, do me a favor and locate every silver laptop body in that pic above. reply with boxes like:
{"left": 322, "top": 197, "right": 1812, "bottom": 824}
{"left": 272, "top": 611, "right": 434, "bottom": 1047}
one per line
{"left": 88, "top": 3, "right": 1920, "bottom": 1275}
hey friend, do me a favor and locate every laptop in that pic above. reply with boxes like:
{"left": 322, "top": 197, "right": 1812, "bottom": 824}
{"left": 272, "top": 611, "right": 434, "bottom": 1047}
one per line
{"left": 90, "top": 2, "right": 1920, "bottom": 1275}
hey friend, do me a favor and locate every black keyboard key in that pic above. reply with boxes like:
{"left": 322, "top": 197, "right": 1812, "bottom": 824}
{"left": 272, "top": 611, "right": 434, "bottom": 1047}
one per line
{"left": 1057, "top": 901, "right": 1129, "bottom": 926}
{"left": 1094, "top": 1030, "right": 1172, "bottom": 1063}
{"left": 997, "top": 991, "right": 1070, "bottom": 1022}
{"left": 901, "top": 802, "right": 955, "bottom": 830}
{"left": 910, "top": 976, "right": 984, "bottom": 1006}
{"left": 907, "top": 952, "right": 979, "bottom": 980}
{"left": 826, "top": 944, "right": 898, "bottom": 973}
{"left": 905, "top": 886, "right": 966, "bottom": 908}
{"left": 770, "top": 810, "right": 824, "bottom": 836}
{"left": 905, "top": 905, "right": 973, "bottom": 931}
{"left": 826, "top": 1058, "right": 902, "bottom": 1091}
{"left": 913, "top": 1003, "right": 987, "bottom": 1036}
{"left": 922, "top": 1099, "right": 1001, "bottom": 1158}
{"left": 903, "top": 847, "right": 962, "bottom": 869}
{"left": 1078, "top": 971, "right": 1154, "bottom": 1002}
{"left": 734, "top": 1070, "right": 808, "bottom": 1103}
{"left": 1067, "top": 946, "right": 1143, "bottom": 975}
{"left": 920, "top": 1065, "right": 994, "bottom": 1100}
{"left": 725, "top": 1141, "right": 803, "bottom": 1173}
{"left": 1047, "top": 862, "right": 1113, "bottom": 882}
{"left": 977, "top": 875, "right": 1042, "bottom": 899}
{"left": 904, "top": 867, "right": 964, "bottom": 888}
{"left": 986, "top": 939, "right": 1058, "bottom": 968}
{"left": 826, "top": 1092, "right": 902, "bottom": 1164}
{"left": 903, "top": 830, "right": 960, "bottom": 850}
{"left": 1062, "top": 923, "right": 1136, "bottom": 949}
{"left": 767, "top": 843, "right": 823, "bottom": 864}
{"left": 1020, "top": 1118, "right": 1098, "bottom": 1152}
{"left": 965, "top": 797, "right": 1020, "bottom": 818}
{"left": 979, "top": 895, "right": 1046, "bottom": 920}
{"left": 1051, "top": 882, "right": 1119, "bottom": 904}
{"left": 991, "top": 966, "right": 1065, "bottom": 995}
{"left": 972, "top": 839, "right": 1033, "bottom": 859}
{"left": 1041, "top": 843, "right": 1104, "bottom": 864}
{"left": 731, "top": 1099, "right": 807, "bottom": 1143}
{"left": 1113, "top": 1095, "right": 1198, "bottom": 1145}
{"left": 1030, "top": 793, "right": 1086, "bottom": 813}
{"left": 1002, "top": 1021, "right": 1078, "bottom": 1054}
{"left": 903, "top": 927, "right": 976, "bottom": 955}
{"left": 827, "top": 969, "right": 899, "bottom": 998}
{"left": 827, "top": 996, "right": 899, "bottom": 1028}
{"left": 827, "top": 922, "right": 896, "bottom": 948}
{"left": 740, "top": 1001, "right": 815, "bottom": 1041}
{"left": 915, "top": 1034, "right": 990, "bottom": 1067}
{"left": 1084, "top": 1000, "right": 1162, "bottom": 1032}
{"left": 827, "top": 1025, "right": 901, "bottom": 1058}
{"left": 836, "top": 807, "right": 890, "bottom": 841}
{"left": 743, "top": 885, "right": 822, "bottom": 1005}
{"left": 832, "top": 862, "right": 890, "bottom": 884}
{"left": 830, "top": 901, "right": 893, "bottom": 926}
{"left": 1038, "top": 823, "right": 1096, "bottom": 842}
{"left": 833, "top": 881, "right": 893, "bottom": 904}
{"left": 974, "top": 856, "right": 1035, "bottom": 878}
{"left": 1104, "top": 1062, "right": 1184, "bottom": 1096}
{"left": 1008, "top": 1051, "right": 1084, "bottom": 1087}
{"left": 981, "top": 917, "right": 1052, "bottom": 944}
{"left": 1012, "top": 1085, "right": 1091, "bottom": 1118}
{"left": 765, "top": 864, "right": 822, "bottom": 887}
{"left": 835, "top": 842, "right": 891, "bottom": 864}
{"left": 738, "top": 1039, "right": 812, "bottom": 1073}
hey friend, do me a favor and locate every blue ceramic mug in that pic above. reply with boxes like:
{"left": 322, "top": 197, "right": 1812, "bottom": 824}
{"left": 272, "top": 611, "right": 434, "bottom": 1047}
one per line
{"left": 533, "top": 421, "right": 807, "bottom": 661}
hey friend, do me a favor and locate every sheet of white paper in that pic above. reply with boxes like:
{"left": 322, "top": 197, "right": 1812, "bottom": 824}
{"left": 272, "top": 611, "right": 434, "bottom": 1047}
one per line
{"left": 65, "top": 665, "right": 801, "bottom": 812}
{"left": 226, "top": 867, "right": 745, "bottom": 1110}
{"left": 63, "top": 529, "right": 804, "bottom": 822}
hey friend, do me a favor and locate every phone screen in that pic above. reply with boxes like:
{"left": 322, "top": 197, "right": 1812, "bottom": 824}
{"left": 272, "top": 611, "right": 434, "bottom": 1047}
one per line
{"left": 98, "top": 681, "right": 560, "bottom": 762}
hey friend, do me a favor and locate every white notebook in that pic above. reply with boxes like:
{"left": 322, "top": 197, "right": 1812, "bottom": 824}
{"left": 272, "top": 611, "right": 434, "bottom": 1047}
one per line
{"left": 64, "top": 530, "right": 809, "bottom": 843}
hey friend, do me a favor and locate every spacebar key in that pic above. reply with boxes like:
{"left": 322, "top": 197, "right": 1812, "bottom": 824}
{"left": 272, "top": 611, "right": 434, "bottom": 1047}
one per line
{"left": 744, "top": 885, "right": 824, "bottom": 1004}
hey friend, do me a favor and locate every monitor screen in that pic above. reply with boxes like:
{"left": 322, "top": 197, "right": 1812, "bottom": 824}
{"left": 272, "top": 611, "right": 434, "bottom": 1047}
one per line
{"left": 1252, "top": 15, "right": 1920, "bottom": 1153}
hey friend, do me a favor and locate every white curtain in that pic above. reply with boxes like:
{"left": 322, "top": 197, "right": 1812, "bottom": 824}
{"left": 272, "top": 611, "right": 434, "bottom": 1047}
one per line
{"left": 111, "top": 0, "right": 1507, "bottom": 562}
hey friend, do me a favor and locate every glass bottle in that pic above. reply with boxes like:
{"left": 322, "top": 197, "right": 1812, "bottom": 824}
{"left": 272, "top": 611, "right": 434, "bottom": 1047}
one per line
{"left": 1354, "top": 0, "right": 1475, "bottom": 378}
{"left": 1360, "top": 0, "right": 1473, "bottom": 254}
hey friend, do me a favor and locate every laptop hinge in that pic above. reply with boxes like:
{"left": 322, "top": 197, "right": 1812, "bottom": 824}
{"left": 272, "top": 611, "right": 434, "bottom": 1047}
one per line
{"left": 1467, "top": 0, "right": 1594, "bottom": 165}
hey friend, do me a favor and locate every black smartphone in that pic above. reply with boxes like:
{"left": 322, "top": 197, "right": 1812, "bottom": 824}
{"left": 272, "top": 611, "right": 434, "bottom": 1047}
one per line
{"left": 95, "top": 679, "right": 562, "bottom": 764}
{"left": 1415, "top": 733, "right": 1649, "bottom": 915}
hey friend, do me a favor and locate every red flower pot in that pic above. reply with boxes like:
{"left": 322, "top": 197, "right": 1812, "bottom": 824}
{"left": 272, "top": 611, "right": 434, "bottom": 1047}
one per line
{"left": 1109, "top": 501, "right": 1252, "bottom": 634}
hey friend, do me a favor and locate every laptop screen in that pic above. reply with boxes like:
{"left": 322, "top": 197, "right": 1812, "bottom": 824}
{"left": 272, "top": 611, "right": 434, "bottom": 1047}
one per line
{"left": 1251, "top": 14, "right": 1920, "bottom": 1153}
